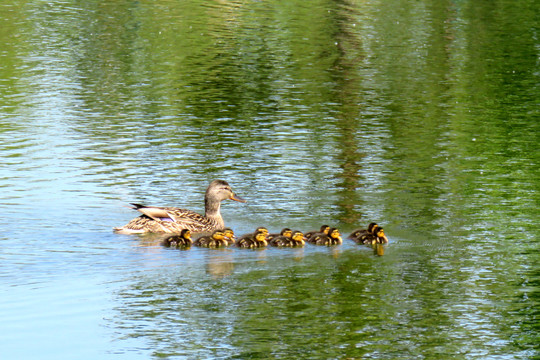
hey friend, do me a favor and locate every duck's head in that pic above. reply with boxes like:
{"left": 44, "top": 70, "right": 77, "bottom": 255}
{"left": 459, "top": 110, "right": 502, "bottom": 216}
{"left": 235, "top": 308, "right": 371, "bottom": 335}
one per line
{"left": 256, "top": 227, "right": 269, "bottom": 236}
{"left": 254, "top": 231, "right": 268, "bottom": 245}
{"left": 211, "top": 230, "right": 225, "bottom": 240}
{"left": 281, "top": 228, "right": 292, "bottom": 238}
{"left": 329, "top": 228, "right": 342, "bottom": 242}
{"left": 320, "top": 225, "right": 331, "bottom": 234}
{"left": 291, "top": 231, "right": 305, "bottom": 244}
{"left": 369, "top": 223, "right": 379, "bottom": 233}
{"left": 180, "top": 229, "right": 192, "bottom": 241}
{"left": 223, "top": 228, "right": 235, "bottom": 242}
{"left": 206, "top": 180, "right": 246, "bottom": 203}
{"left": 375, "top": 227, "right": 388, "bottom": 243}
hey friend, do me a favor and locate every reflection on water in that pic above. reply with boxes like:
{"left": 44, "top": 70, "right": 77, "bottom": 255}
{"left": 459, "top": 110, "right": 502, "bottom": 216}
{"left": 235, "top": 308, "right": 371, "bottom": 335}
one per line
{"left": 1, "top": 0, "right": 539, "bottom": 358}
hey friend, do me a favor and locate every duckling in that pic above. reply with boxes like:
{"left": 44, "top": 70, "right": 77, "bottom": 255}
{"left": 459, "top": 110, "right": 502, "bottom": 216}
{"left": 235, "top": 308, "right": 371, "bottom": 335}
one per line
{"left": 114, "top": 180, "right": 246, "bottom": 234}
{"left": 348, "top": 222, "right": 378, "bottom": 240}
{"left": 162, "top": 229, "right": 192, "bottom": 248}
{"left": 237, "top": 227, "right": 269, "bottom": 242}
{"left": 193, "top": 230, "right": 229, "bottom": 248}
{"left": 304, "top": 225, "right": 330, "bottom": 240}
{"left": 307, "top": 228, "right": 343, "bottom": 246}
{"left": 267, "top": 228, "right": 292, "bottom": 242}
{"left": 222, "top": 227, "right": 236, "bottom": 245}
{"left": 353, "top": 227, "right": 388, "bottom": 245}
{"left": 236, "top": 230, "right": 268, "bottom": 249}
{"left": 270, "top": 230, "right": 305, "bottom": 247}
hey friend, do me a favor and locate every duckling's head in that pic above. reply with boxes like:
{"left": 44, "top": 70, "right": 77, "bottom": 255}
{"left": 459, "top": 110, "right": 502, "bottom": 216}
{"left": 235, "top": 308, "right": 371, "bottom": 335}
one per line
{"left": 256, "top": 227, "right": 269, "bottom": 236}
{"left": 223, "top": 227, "right": 235, "bottom": 240}
{"left": 375, "top": 227, "right": 388, "bottom": 243}
{"left": 207, "top": 180, "right": 246, "bottom": 203}
{"left": 180, "top": 229, "right": 192, "bottom": 241}
{"left": 367, "top": 223, "right": 378, "bottom": 232}
{"left": 329, "top": 228, "right": 341, "bottom": 239}
{"left": 281, "top": 228, "right": 292, "bottom": 238}
{"left": 320, "top": 225, "right": 330, "bottom": 234}
{"left": 291, "top": 231, "right": 305, "bottom": 243}
{"left": 212, "top": 230, "right": 225, "bottom": 240}
{"left": 254, "top": 231, "right": 268, "bottom": 245}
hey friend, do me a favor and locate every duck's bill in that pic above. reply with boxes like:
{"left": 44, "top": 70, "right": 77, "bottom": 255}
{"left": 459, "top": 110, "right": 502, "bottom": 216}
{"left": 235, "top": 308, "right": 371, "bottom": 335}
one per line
{"left": 230, "top": 193, "right": 246, "bottom": 203}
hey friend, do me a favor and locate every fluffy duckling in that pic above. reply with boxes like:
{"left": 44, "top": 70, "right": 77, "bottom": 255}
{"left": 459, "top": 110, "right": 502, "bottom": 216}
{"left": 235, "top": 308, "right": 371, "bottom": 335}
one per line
{"left": 305, "top": 225, "right": 330, "bottom": 240}
{"left": 307, "top": 228, "right": 343, "bottom": 246}
{"left": 348, "top": 223, "right": 378, "bottom": 240}
{"left": 267, "top": 228, "right": 292, "bottom": 242}
{"left": 162, "top": 229, "right": 192, "bottom": 248}
{"left": 270, "top": 230, "right": 305, "bottom": 247}
{"left": 193, "top": 230, "right": 229, "bottom": 248}
{"left": 237, "top": 227, "right": 269, "bottom": 242}
{"left": 353, "top": 227, "right": 388, "bottom": 245}
{"left": 222, "top": 227, "right": 236, "bottom": 245}
{"left": 236, "top": 230, "right": 268, "bottom": 249}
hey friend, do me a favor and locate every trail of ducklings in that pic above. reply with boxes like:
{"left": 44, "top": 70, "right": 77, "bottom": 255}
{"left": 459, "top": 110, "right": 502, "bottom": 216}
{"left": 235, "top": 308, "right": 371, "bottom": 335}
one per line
{"left": 162, "top": 222, "right": 389, "bottom": 253}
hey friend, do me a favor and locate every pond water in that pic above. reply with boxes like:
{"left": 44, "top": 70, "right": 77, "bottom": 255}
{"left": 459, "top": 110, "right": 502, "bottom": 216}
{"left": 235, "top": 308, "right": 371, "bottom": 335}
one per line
{"left": 1, "top": 0, "right": 539, "bottom": 359}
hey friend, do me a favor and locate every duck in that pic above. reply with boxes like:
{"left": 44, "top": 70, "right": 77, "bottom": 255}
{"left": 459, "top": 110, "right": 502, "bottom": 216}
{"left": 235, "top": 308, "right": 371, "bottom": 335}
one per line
{"left": 162, "top": 229, "right": 193, "bottom": 248}
{"left": 267, "top": 228, "right": 292, "bottom": 242}
{"left": 307, "top": 228, "right": 343, "bottom": 246}
{"left": 270, "top": 230, "right": 305, "bottom": 247}
{"left": 193, "top": 230, "right": 230, "bottom": 248}
{"left": 348, "top": 222, "right": 378, "bottom": 240}
{"left": 352, "top": 226, "right": 388, "bottom": 245}
{"left": 236, "top": 230, "right": 268, "bottom": 249}
{"left": 222, "top": 228, "right": 236, "bottom": 245}
{"left": 113, "top": 180, "right": 246, "bottom": 234}
{"left": 236, "top": 227, "right": 269, "bottom": 242}
{"left": 304, "top": 225, "right": 330, "bottom": 240}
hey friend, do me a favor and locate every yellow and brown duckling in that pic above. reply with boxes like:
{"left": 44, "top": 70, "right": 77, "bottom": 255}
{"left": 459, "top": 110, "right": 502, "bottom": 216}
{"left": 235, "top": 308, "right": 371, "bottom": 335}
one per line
{"left": 236, "top": 230, "right": 268, "bottom": 249}
{"left": 237, "top": 227, "right": 269, "bottom": 242}
{"left": 267, "top": 228, "right": 292, "bottom": 242}
{"left": 193, "top": 229, "right": 230, "bottom": 248}
{"left": 353, "top": 226, "right": 388, "bottom": 245}
{"left": 270, "top": 230, "right": 305, "bottom": 247}
{"left": 162, "top": 229, "right": 193, "bottom": 248}
{"left": 307, "top": 228, "right": 342, "bottom": 246}
{"left": 222, "top": 227, "right": 236, "bottom": 245}
{"left": 305, "top": 225, "right": 330, "bottom": 240}
{"left": 348, "top": 222, "right": 378, "bottom": 240}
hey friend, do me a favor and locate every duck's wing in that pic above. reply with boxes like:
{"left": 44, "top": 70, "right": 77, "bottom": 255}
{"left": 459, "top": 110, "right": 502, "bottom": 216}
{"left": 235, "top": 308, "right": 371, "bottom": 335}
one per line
{"left": 130, "top": 204, "right": 218, "bottom": 232}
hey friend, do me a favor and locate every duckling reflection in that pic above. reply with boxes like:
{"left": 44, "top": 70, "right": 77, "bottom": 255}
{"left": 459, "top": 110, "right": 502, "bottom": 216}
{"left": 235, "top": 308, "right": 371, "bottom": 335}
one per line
{"left": 205, "top": 251, "right": 235, "bottom": 278}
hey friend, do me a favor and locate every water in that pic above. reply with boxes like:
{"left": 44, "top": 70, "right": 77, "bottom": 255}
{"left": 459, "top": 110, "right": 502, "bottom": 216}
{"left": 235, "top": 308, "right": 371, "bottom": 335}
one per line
{"left": 1, "top": 0, "right": 539, "bottom": 359}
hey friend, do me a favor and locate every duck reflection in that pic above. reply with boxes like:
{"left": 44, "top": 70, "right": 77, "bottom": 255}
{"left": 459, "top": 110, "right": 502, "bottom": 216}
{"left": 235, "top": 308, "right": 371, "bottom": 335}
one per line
{"left": 205, "top": 250, "right": 235, "bottom": 278}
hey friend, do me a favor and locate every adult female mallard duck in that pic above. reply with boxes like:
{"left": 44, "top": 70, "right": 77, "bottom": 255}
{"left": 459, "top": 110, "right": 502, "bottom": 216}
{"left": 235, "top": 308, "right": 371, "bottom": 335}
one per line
{"left": 193, "top": 230, "right": 230, "bottom": 248}
{"left": 348, "top": 223, "right": 378, "bottom": 240}
{"left": 236, "top": 230, "right": 268, "bottom": 249}
{"left": 304, "top": 225, "right": 330, "bottom": 240}
{"left": 267, "top": 228, "right": 292, "bottom": 242}
{"left": 307, "top": 228, "right": 342, "bottom": 246}
{"left": 352, "top": 227, "right": 388, "bottom": 245}
{"left": 162, "top": 229, "right": 192, "bottom": 248}
{"left": 270, "top": 230, "right": 305, "bottom": 247}
{"left": 113, "top": 180, "right": 246, "bottom": 234}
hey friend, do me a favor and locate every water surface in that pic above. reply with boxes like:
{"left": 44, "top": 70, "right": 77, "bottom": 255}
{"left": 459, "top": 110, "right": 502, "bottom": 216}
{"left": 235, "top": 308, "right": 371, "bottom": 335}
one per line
{"left": 1, "top": 0, "right": 539, "bottom": 359}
